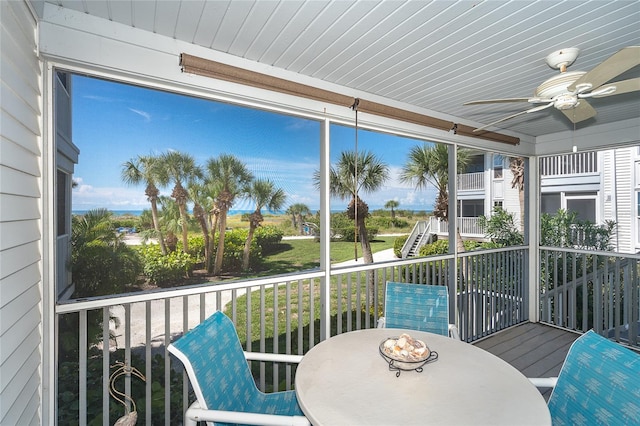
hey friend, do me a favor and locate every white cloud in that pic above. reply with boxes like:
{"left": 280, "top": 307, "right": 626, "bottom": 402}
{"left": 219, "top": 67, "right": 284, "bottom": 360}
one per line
{"left": 73, "top": 181, "right": 149, "bottom": 211}
{"left": 129, "top": 108, "right": 151, "bottom": 122}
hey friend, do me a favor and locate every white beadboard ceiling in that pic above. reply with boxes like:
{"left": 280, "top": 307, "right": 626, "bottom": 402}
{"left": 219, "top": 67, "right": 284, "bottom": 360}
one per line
{"left": 36, "top": 0, "right": 640, "bottom": 138}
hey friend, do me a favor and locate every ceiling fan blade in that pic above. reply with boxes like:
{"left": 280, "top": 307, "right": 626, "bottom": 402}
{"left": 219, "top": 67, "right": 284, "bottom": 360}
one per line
{"left": 590, "top": 77, "right": 640, "bottom": 98}
{"left": 568, "top": 46, "right": 640, "bottom": 92}
{"left": 464, "top": 98, "right": 531, "bottom": 105}
{"left": 472, "top": 102, "right": 553, "bottom": 132}
{"left": 561, "top": 100, "right": 597, "bottom": 123}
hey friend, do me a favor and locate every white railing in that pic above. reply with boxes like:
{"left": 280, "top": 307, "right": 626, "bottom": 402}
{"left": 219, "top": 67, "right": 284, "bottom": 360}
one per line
{"left": 56, "top": 249, "right": 529, "bottom": 425}
{"left": 429, "top": 217, "right": 485, "bottom": 237}
{"left": 539, "top": 151, "right": 598, "bottom": 176}
{"left": 457, "top": 172, "right": 485, "bottom": 190}
{"left": 539, "top": 247, "right": 639, "bottom": 347}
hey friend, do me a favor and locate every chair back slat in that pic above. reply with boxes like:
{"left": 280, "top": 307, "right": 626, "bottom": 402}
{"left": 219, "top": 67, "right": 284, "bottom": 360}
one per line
{"left": 169, "top": 311, "right": 260, "bottom": 412}
{"left": 548, "top": 330, "right": 640, "bottom": 425}
{"left": 384, "top": 282, "right": 449, "bottom": 336}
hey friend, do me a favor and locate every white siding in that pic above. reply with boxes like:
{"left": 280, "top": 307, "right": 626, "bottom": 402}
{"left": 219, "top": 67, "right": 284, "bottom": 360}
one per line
{"left": 0, "top": 1, "right": 42, "bottom": 425}
{"left": 612, "top": 148, "right": 633, "bottom": 253}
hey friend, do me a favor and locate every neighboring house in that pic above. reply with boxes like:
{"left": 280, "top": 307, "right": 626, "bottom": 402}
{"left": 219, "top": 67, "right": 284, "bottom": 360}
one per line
{"left": 428, "top": 148, "right": 639, "bottom": 254}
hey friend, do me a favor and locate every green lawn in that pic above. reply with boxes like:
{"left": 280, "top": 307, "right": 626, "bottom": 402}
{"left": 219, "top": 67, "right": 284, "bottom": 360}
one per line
{"left": 257, "top": 236, "right": 398, "bottom": 275}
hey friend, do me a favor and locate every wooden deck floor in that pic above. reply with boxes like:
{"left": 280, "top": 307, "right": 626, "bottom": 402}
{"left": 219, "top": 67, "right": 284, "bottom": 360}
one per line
{"left": 472, "top": 322, "right": 581, "bottom": 400}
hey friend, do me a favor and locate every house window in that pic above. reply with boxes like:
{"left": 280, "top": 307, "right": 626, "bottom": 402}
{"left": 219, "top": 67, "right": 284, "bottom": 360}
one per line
{"left": 541, "top": 193, "right": 561, "bottom": 215}
{"left": 565, "top": 192, "right": 597, "bottom": 223}
{"left": 57, "top": 170, "right": 68, "bottom": 236}
{"left": 493, "top": 154, "right": 503, "bottom": 179}
{"left": 494, "top": 201, "right": 503, "bottom": 209}
{"left": 459, "top": 199, "right": 484, "bottom": 217}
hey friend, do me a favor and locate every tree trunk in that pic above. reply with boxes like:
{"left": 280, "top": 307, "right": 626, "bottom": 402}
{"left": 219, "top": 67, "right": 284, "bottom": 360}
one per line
{"left": 242, "top": 224, "right": 256, "bottom": 271}
{"left": 358, "top": 218, "right": 376, "bottom": 305}
{"left": 193, "top": 203, "right": 209, "bottom": 269}
{"left": 149, "top": 199, "right": 167, "bottom": 255}
{"left": 213, "top": 209, "right": 228, "bottom": 275}
{"left": 207, "top": 211, "right": 219, "bottom": 273}
{"left": 456, "top": 228, "right": 467, "bottom": 286}
{"left": 178, "top": 202, "right": 189, "bottom": 253}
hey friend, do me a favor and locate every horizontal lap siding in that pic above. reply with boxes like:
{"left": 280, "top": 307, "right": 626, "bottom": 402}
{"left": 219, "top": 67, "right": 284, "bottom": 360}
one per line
{"left": 0, "top": 1, "right": 42, "bottom": 425}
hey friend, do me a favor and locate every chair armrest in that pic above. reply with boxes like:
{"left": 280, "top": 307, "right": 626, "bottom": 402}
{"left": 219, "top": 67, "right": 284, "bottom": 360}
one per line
{"left": 377, "top": 317, "right": 386, "bottom": 328}
{"left": 244, "top": 351, "right": 303, "bottom": 364}
{"left": 185, "top": 401, "right": 310, "bottom": 426}
{"left": 448, "top": 324, "right": 460, "bottom": 340}
{"left": 528, "top": 377, "right": 558, "bottom": 388}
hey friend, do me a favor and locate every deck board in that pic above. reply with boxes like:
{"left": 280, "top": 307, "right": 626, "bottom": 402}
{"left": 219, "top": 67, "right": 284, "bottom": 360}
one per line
{"left": 472, "top": 322, "right": 581, "bottom": 400}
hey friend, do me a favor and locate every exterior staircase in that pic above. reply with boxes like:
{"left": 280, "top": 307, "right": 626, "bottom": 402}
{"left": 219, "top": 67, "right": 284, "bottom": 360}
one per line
{"left": 401, "top": 220, "right": 434, "bottom": 258}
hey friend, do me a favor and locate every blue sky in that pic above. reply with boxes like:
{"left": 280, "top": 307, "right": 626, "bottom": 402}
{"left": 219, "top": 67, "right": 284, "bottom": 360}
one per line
{"left": 72, "top": 75, "right": 438, "bottom": 213}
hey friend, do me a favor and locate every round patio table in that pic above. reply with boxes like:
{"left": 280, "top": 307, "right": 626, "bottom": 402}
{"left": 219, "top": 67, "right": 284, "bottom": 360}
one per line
{"left": 295, "top": 328, "right": 550, "bottom": 425}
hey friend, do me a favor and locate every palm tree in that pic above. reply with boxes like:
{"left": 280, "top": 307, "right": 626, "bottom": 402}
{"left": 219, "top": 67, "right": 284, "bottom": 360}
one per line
{"left": 157, "top": 196, "right": 182, "bottom": 252}
{"left": 121, "top": 155, "right": 167, "bottom": 254}
{"left": 286, "top": 203, "right": 311, "bottom": 234}
{"left": 400, "top": 144, "right": 469, "bottom": 255}
{"left": 206, "top": 154, "right": 253, "bottom": 275}
{"left": 159, "top": 151, "right": 202, "bottom": 253}
{"left": 242, "top": 179, "right": 286, "bottom": 270}
{"left": 384, "top": 199, "right": 400, "bottom": 221}
{"left": 188, "top": 182, "right": 215, "bottom": 268}
{"left": 318, "top": 150, "right": 389, "bottom": 264}
{"left": 509, "top": 156, "right": 525, "bottom": 234}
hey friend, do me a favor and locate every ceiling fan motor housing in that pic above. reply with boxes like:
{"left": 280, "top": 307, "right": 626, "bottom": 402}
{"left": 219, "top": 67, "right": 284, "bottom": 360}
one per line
{"left": 535, "top": 71, "right": 586, "bottom": 100}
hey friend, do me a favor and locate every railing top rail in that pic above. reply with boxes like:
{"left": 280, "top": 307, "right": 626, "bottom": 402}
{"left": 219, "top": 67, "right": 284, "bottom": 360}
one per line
{"left": 331, "top": 252, "right": 454, "bottom": 275}
{"left": 56, "top": 269, "right": 325, "bottom": 313}
{"left": 539, "top": 245, "right": 640, "bottom": 260}
{"left": 458, "top": 245, "right": 528, "bottom": 257}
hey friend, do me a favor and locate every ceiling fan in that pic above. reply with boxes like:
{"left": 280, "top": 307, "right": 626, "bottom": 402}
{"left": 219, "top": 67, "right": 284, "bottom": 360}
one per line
{"left": 464, "top": 46, "right": 640, "bottom": 132}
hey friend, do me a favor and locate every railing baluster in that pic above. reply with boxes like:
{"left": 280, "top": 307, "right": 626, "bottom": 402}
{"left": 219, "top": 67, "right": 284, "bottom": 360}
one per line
{"left": 145, "top": 301, "right": 151, "bottom": 426}
{"left": 164, "top": 299, "right": 170, "bottom": 426}
{"left": 102, "top": 307, "right": 109, "bottom": 426}
{"left": 79, "top": 311, "right": 87, "bottom": 426}
{"left": 182, "top": 296, "right": 189, "bottom": 411}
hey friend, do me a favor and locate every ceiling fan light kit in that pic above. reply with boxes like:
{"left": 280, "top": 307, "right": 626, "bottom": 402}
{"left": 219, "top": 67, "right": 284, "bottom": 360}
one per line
{"left": 465, "top": 46, "right": 640, "bottom": 132}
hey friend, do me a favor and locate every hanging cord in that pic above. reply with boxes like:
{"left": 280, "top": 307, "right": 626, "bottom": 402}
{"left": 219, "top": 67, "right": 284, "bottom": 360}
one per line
{"left": 351, "top": 98, "right": 360, "bottom": 261}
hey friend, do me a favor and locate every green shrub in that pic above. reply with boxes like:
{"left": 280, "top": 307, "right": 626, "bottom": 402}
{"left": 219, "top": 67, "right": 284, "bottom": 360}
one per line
{"left": 110, "top": 215, "right": 139, "bottom": 230}
{"left": 368, "top": 216, "right": 409, "bottom": 229}
{"left": 419, "top": 239, "right": 484, "bottom": 256}
{"left": 137, "top": 244, "right": 194, "bottom": 286}
{"left": 393, "top": 235, "right": 408, "bottom": 257}
{"left": 218, "top": 228, "right": 261, "bottom": 272}
{"left": 255, "top": 226, "right": 284, "bottom": 254}
{"left": 187, "top": 234, "right": 205, "bottom": 263}
{"left": 72, "top": 209, "right": 142, "bottom": 297}
{"left": 333, "top": 226, "right": 378, "bottom": 242}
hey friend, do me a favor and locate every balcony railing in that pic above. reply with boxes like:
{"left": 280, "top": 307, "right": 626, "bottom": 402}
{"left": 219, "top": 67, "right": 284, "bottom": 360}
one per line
{"left": 429, "top": 216, "right": 486, "bottom": 237}
{"left": 457, "top": 171, "right": 485, "bottom": 190}
{"left": 540, "top": 246, "right": 639, "bottom": 347}
{"left": 539, "top": 151, "right": 598, "bottom": 176}
{"left": 56, "top": 247, "right": 528, "bottom": 425}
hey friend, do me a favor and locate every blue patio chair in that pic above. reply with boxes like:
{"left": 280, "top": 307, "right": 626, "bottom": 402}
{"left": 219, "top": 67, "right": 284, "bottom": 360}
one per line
{"left": 529, "top": 330, "right": 640, "bottom": 425}
{"left": 167, "top": 311, "right": 310, "bottom": 426}
{"left": 377, "top": 282, "right": 460, "bottom": 339}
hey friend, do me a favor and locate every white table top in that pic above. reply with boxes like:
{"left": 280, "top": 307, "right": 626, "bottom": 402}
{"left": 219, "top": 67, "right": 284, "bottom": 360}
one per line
{"left": 295, "top": 328, "right": 551, "bottom": 426}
